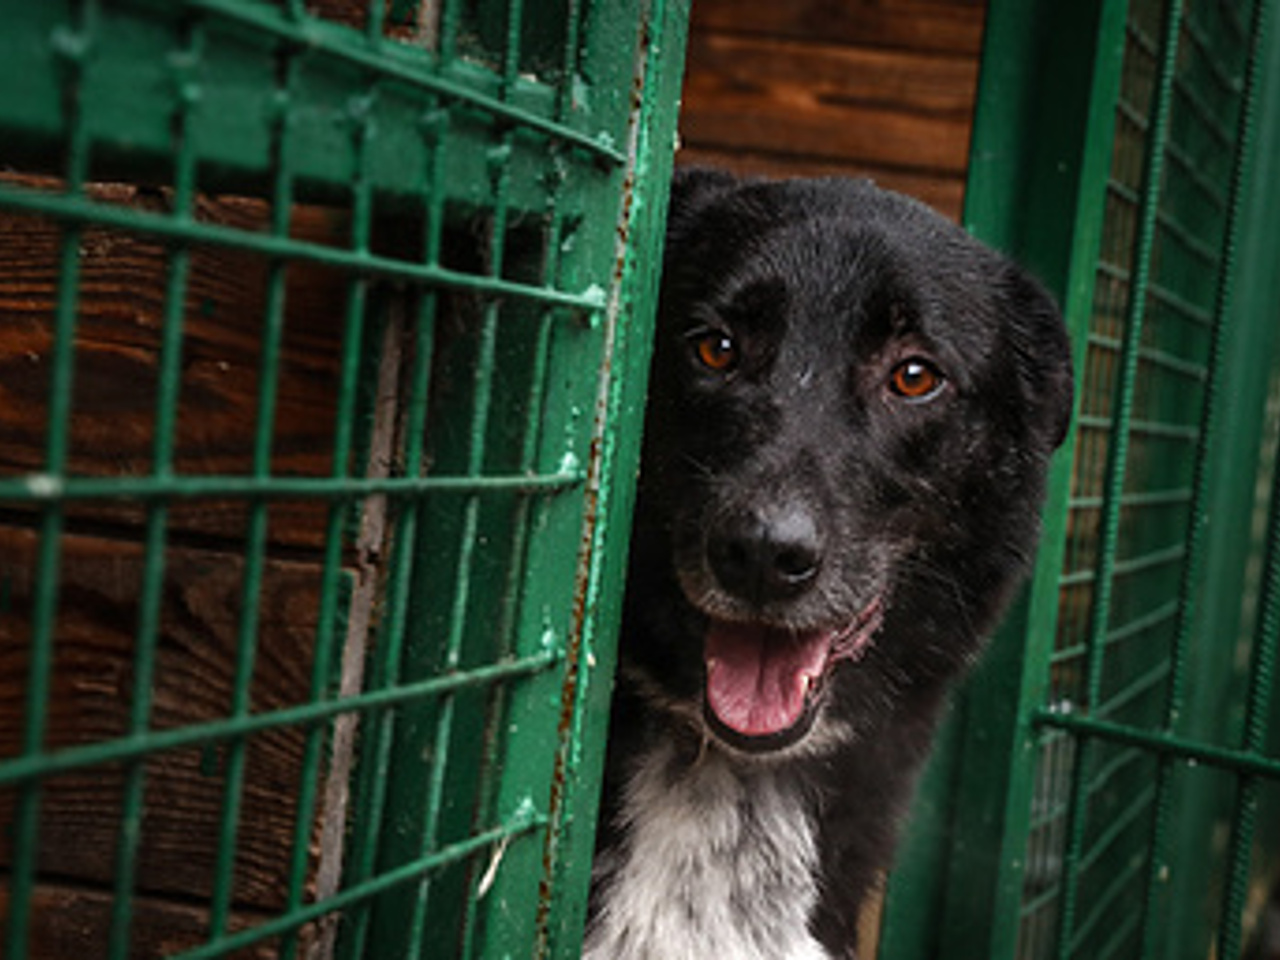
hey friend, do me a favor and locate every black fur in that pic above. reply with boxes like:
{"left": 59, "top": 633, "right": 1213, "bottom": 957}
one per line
{"left": 590, "top": 172, "right": 1072, "bottom": 957}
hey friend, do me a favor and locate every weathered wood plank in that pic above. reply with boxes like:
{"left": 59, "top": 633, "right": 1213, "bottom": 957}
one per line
{"left": 679, "top": 32, "right": 978, "bottom": 177}
{"left": 0, "top": 179, "right": 353, "bottom": 550}
{"left": 0, "top": 882, "right": 320, "bottom": 960}
{"left": 691, "top": 0, "right": 987, "bottom": 56}
{"left": 687, "top": 31, "right": 980, "bottom": 119}
{"left": 675, "top": 147, "right": 966, "bottom": 221}
{"left": 0, "top": 525, "right": 331, "bottom": 913}
{"left": 678, "top": 90, "right": 972, "bottom": 184}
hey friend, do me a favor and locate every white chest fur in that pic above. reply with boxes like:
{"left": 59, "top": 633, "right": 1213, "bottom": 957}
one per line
{"left": 584, "top": 743, "right": 830, "bottom": 960}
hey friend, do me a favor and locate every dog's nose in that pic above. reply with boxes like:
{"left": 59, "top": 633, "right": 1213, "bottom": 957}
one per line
{"left": 707, "top": 505, "right": 823, "bottom": 603}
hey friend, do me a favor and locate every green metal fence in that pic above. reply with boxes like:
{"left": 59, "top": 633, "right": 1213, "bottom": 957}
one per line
{"left": 881, "top": 0, "right": 1280, "bottom": 958}
{"left": 0, "top": 1, "right": 688, "bottom": 957}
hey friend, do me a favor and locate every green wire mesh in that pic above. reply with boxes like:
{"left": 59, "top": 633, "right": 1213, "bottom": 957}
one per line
{"left": 1021, "top": 1, "right": 1280, "bottom": 957}
{"left": 878, "top": 1, "right": 1280, "bottom": 958}
{"left": 0, "top": 1, "right": 688, "bottom": 957}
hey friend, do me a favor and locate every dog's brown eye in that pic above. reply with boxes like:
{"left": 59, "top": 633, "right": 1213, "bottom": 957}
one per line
{"left": 889, "top": 358, "right": 945, "bottom": 401}
{"left": 690, "top": 329, "right": 739, "bottom": 373}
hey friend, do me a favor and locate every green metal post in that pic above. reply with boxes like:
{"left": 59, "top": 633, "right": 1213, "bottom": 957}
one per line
{"left": 540, "top": 2, "right": 691, "bottom": 954}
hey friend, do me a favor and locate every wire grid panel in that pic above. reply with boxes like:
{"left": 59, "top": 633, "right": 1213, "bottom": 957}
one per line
{"left": 0, "top": 0, "right": 688, "bottom": 957}
{"left": 875, "top": 1, "right": 1280, "bottom": 957}
{"left": 1014, "top": 0, "right": 1280, "bottom": 957}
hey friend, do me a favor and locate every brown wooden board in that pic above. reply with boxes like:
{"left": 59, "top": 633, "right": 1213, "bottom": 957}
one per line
{"left": 690, "top": 0, "right": 987, "bottom": 56}
{"left": 0, "top": 177, "right": 354, "bottom": 552}
{"left": 675, "top": 147, "right": 967, "bottom": 222}
{"left": 678, "top": 0, "right": 987, "bottom": 222}
{"left": 0, "top": 524, "right": 334, "bottom": 950}
{"left": 686, "top": 29, "right": 980, "bottom": 120}
{"left": 0, "top": 883, "right": 320, "bottom": 960}
{"left": 678, "top": 32, "right": 977, "bottom": 180}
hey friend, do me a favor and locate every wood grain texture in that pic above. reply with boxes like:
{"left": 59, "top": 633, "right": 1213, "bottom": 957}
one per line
{"left": 676, "top": 147, "right": 966, "bottom": 221}
{"left": 691, "top": 0, "right": 986, "bottom": 56}
{"left": 686, "top": 28, "right": 980, "bottom": 119}
{"left": 678, "top": 0, "right": 987, "bottom": 221}
{"left": 0, "top": 179, "right": 354, "bottom": 550}
{"left": 0, "top": 882, "right": 320, "bottom": 960}
{"left": 679, "top": 32, "right": 977, "bottom": 169}
{"left": 0, "top": 525, "right": 331, "bottom": 917}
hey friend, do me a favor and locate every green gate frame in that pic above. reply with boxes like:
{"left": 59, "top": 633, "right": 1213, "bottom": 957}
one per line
{"left": 0, "top": 1, "right": 689, "bottom": 957}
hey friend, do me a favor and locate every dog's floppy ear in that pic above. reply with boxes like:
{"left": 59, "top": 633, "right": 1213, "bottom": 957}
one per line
{"left": 999, "top": 264, "right": 1075, "bottom": 452}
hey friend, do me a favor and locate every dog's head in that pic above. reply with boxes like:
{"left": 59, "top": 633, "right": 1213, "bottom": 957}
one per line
{"left": 623, "top": 171, "right": 1073, "bottom": 756}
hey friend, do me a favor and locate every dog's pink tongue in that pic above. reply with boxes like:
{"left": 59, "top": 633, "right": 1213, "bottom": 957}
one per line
{"left": 705, "top": 622, "right": 830, "bottom": 737}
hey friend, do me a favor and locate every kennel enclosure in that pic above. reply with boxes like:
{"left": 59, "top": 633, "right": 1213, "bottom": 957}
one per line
{"left": 3, "top": 0, "right": 1280, "bottom": 958}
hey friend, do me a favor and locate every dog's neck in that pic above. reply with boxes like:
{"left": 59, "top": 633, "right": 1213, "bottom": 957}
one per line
{"left": 585, "top": 738, "right": 831, "bottom": 960}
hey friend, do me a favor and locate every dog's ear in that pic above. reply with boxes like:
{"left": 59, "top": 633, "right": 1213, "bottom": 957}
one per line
{"left": 999, "top": 264, "right": 1075, "bottom": 452}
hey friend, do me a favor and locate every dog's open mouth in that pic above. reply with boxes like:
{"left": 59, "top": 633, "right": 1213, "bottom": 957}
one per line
{"left": 703, "top": 597, "right": 884, "bottom": 752}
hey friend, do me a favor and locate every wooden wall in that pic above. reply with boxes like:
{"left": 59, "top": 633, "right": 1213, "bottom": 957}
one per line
{"left": 0, "top": 182, "right": 351, "bottom": 957}
{"left": 676, "top": 0, "right": 989, "bottom": 221}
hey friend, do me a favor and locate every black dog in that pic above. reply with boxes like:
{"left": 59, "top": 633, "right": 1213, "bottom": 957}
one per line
{"left": 584, "top": 172, "right": 1073, "bottom": 959}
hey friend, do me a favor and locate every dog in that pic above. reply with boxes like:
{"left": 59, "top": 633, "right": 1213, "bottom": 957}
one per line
{"left": 583, "top": 171, "right": 1073, "bottom": 960}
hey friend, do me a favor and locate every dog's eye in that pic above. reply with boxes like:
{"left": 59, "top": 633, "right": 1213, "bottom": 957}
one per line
{"left": 888, "top": 358, "right": 945, "bottom": 401}
{"left": 689, "top": 329, "right": 739, "bottom": 373}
